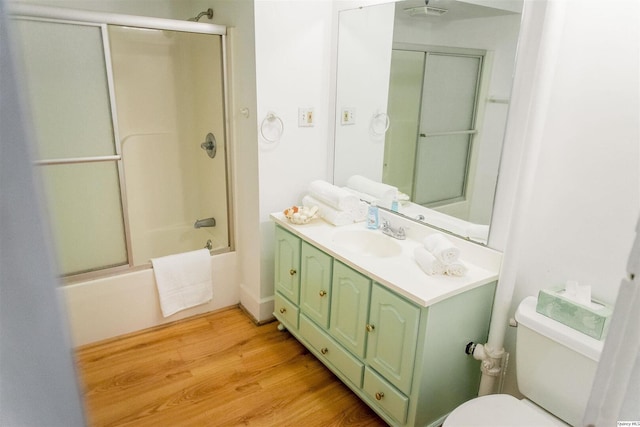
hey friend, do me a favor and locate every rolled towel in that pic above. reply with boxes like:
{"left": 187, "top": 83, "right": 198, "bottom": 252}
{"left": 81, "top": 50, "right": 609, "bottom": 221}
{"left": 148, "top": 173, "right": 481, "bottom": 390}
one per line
{"left": 414, "top": 246, "right": 445, "bottom": 276}
{"left": 308, "top": 180, "right": 359, "bottom": 211}
{"left": 346, "top": 175, "right": 398, "bottom": 202}
{"left": 445, "top": 260, "right": 468, "bottom": 277}
{"left": 423, "top": 233, "right": 460, "bottom": 264}
{"left": 302, "top": 195, "right": 354, "bottom": 226}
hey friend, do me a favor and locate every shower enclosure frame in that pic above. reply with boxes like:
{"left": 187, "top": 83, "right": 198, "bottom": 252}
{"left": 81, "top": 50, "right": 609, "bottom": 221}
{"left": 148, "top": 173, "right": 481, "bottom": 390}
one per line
{"left": 10, "top": 4, "right": 234, "bottom": 283}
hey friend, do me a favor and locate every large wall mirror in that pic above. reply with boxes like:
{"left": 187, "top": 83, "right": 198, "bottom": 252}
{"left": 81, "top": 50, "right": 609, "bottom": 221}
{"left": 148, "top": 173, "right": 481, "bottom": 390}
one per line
{"left": 333, "top": 0, "right": 523, "bottom": 245}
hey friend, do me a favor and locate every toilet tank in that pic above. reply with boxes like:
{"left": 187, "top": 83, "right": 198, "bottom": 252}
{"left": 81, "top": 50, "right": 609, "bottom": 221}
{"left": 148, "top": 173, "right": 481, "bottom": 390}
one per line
{"left": 515, "top": 296, "right": 604, "bottom": 427}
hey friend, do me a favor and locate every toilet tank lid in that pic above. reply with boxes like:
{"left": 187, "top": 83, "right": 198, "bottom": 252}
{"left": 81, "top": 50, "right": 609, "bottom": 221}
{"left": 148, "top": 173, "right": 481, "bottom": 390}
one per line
{"left": 515, "top": 296, "right": 604, "bottom": 361}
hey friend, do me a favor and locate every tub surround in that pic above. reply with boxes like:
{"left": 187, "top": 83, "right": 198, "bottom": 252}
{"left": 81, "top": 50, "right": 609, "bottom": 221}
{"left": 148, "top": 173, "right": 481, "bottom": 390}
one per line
{"left": 271, "top": 212, "right": 502, "bottom": 307}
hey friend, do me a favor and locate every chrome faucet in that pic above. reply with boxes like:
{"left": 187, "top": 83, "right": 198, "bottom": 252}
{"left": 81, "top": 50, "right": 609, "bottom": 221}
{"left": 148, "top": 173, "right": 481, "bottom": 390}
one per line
{"left": 194, "top": 217, "right": 216, "bottom": 228}
{"left": 381, "top": 219, "right": 406, "bottom": 240}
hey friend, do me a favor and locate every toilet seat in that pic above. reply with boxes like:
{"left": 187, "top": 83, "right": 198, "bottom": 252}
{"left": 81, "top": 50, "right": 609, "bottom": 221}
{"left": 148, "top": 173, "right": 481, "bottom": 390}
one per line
{"left": 443, "top": 394, "right": 569, "bottom": 427}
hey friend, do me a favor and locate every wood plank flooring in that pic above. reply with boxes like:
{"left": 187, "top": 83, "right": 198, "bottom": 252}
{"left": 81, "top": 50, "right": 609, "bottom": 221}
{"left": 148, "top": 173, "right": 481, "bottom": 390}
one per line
{"left": 75, "top": 307, "right": 387, "bottom": 427}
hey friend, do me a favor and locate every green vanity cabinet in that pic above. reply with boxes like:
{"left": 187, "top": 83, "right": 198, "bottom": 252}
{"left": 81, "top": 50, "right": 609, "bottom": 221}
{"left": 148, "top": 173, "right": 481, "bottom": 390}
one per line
{"left": 272, "top": 225, "right": 496, "bottom": 427}
{"left": 366, "top": 283, "right": 420, "bottom": 395}
{"left": 274, "top": 227, "right": 301, "bottom": 305}
{"left": 299, "top": 242, "right": 333, "bottom": 328}
{"left": 329, "top": 261, "right": 371, "bottom": 358}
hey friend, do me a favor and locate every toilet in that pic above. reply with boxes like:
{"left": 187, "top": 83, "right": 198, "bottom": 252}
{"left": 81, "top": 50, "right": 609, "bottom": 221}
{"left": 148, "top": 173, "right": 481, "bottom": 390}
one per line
{"left": 444, "top": 296, "right": 604, "bottom": 427}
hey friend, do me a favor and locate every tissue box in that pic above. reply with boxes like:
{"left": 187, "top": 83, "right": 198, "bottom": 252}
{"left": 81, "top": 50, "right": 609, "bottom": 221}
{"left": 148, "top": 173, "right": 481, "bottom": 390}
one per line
{"left": 536, "top": 288, "right": 613, "bottom": 340}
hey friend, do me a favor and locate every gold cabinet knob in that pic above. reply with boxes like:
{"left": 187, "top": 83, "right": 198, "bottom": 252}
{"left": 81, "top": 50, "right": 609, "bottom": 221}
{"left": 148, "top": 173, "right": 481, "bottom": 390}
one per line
{"left": 375, "top": 392, "right": 384, "bottom": 401}
{"left": 366, "top": 324, "right": 375, "bottom": 332}
{"left": 319, "top": 290, "right": 327, "bottom": 297}
{"left": 289, "top": 269, "right": 297, "bottom": 276}
{"left": 320, "top": 347, "right": 328, "bottom": 355}
{"left": 279, "top": 307, "right": 286, "bottom": 314}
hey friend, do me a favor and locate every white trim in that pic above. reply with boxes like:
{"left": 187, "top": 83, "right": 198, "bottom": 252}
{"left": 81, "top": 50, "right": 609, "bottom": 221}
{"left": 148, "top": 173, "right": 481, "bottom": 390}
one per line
{"left": 8, "top": 3, "right": 226, "bottom": 35}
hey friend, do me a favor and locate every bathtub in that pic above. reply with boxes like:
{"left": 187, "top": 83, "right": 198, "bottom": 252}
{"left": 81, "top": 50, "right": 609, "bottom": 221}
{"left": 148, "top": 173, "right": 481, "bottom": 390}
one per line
{"left": 62, "top": 250, "right": 239, "bottom": 347}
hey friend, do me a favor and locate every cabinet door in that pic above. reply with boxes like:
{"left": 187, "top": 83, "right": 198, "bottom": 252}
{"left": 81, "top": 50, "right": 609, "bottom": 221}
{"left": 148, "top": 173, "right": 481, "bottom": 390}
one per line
{"left": 274, "top": 227, "right": 301, "bottom": 304}
{"left": 329, "top": 261, "right": 371, "bottom": 358}
{"left": 366, "top": 283, "right": 419, "bottom": 395}
{"left": 274, "top": 292, "right": 299, "bottom": 330}
{"left": 300, "top": 242, "right": 333, "bottom": 328}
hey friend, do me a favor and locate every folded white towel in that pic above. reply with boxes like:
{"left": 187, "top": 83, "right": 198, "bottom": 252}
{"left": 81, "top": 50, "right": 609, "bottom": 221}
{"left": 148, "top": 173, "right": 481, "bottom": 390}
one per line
{"left": 445, "top": 260, "right": 468, "bottom": 277}
{"left": 346, "top": 175, "right": 397, "bottom": 202}
{"left": 303, "top": 195, "right": 354, "bottom": 226}
{"left": 308, "top": 180, "right": 359, "bottom": 211}
{"left": 151, "top": 248, "right": 212, "bottom": 317}
{"left": 414, "top": 246, "right": 445, "bottom": 276}
{"left": 423, "top": 233, "right": 460, "bottom": 264}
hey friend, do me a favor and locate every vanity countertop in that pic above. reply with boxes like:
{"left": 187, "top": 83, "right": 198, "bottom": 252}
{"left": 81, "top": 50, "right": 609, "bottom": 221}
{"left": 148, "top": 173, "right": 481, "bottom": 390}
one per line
{"left": 271, "top": 212, "right": 502, "bottom": 307}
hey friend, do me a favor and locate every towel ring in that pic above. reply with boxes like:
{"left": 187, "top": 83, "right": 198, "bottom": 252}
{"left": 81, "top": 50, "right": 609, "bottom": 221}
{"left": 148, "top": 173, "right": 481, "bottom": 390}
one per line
{"left": 370, "top": 112, "right": 390, "bottom": 136}
{"left": 260, "top": 112, "right": 284, "bottom": 143}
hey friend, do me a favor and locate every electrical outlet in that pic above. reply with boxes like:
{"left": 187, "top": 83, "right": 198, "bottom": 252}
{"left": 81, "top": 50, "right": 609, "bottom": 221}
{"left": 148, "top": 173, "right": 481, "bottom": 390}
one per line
{"left": 341, "top": 108, "right": 355, "bottom": 125}
{"left": 298, "top": 108, "right": 314, "bottom": 127}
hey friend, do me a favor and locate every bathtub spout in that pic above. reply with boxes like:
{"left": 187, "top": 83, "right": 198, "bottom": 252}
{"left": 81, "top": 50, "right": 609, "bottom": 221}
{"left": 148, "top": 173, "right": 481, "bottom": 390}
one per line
{"left": 194, "top": 217, "right": 216, "bottom": 228}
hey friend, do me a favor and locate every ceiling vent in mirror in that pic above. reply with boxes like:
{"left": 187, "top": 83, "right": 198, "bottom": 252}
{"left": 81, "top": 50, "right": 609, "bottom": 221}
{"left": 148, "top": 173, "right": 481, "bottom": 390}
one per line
{"left": 404, "top": 6, "right": 448, "bottom": 17}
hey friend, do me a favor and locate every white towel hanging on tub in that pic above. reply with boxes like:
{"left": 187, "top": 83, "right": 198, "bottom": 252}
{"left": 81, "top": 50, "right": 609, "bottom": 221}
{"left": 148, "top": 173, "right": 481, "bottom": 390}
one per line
{"left": 151, "top": 248, "right": 212, "bottom": 317}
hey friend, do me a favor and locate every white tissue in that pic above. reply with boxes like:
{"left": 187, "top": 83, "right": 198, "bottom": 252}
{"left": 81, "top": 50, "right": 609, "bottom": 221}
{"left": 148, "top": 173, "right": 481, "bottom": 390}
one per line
{"left": 565, "top": 280, "right": 579, "bottom": 297}
{"left": 576, "top": 285, "right": 592, "bottom": 306}
{"left": 563, "top": 280, "right": 593, "bottom": 307}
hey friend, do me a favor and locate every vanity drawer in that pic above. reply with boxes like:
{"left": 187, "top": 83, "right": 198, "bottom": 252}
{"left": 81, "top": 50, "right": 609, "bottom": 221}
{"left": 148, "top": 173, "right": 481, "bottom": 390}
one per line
{"left": 299, "top": 315, "right": 364, "bottom": 388}
{"left": 274, "top": 292, "right": 299, "bottom": 331}
{"left": 363, "top": 367, "right": 408, "bottom": 425}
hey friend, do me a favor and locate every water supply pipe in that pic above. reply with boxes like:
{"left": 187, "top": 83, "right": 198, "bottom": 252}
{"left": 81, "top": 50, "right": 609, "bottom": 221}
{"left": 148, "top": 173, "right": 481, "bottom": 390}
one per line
{"left": 475, "top": 0, "right": 568, "bottom": 396}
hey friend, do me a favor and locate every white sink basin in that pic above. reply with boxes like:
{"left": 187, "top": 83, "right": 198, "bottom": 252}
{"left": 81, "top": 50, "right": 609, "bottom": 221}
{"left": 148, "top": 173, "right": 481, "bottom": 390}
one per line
{"left": 331, "top": 229, "right": 402, "bottom": 258}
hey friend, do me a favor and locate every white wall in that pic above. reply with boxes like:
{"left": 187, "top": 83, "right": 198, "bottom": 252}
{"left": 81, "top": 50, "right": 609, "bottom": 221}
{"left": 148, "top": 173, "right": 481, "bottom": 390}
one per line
{"left": 253, "top": 0, "right": 334, "bottom": 320}
{"left": 497, "top": 0, "right": 639, "bottom": 396}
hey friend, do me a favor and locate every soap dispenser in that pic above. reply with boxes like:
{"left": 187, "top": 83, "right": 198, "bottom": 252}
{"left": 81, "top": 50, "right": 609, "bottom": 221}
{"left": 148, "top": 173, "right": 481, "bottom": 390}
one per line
{"left": 391, "top": 195, "right": 399, "bottom": 212}
{"left": 367, "top": 203, "right": 379, "bottom": 229}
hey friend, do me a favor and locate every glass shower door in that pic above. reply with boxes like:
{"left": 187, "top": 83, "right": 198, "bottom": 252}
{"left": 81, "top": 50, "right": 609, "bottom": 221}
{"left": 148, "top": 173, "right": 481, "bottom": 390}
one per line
{"left": 108, "top": 26, "right": 229, "bottom": 266}
{"left": 14, "top": 19, "right": 129, "bottom": 276}
{"left": 13, "top": 17, "right": 230, "bottom": 279}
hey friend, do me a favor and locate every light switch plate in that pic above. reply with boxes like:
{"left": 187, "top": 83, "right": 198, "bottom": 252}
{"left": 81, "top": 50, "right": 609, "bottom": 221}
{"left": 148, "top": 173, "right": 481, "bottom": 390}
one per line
{"left": 298, "top": 108, "right": 314, "bottom": 127}
{"left": 341, "top": 108, "right": 355, "bottom": 125}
